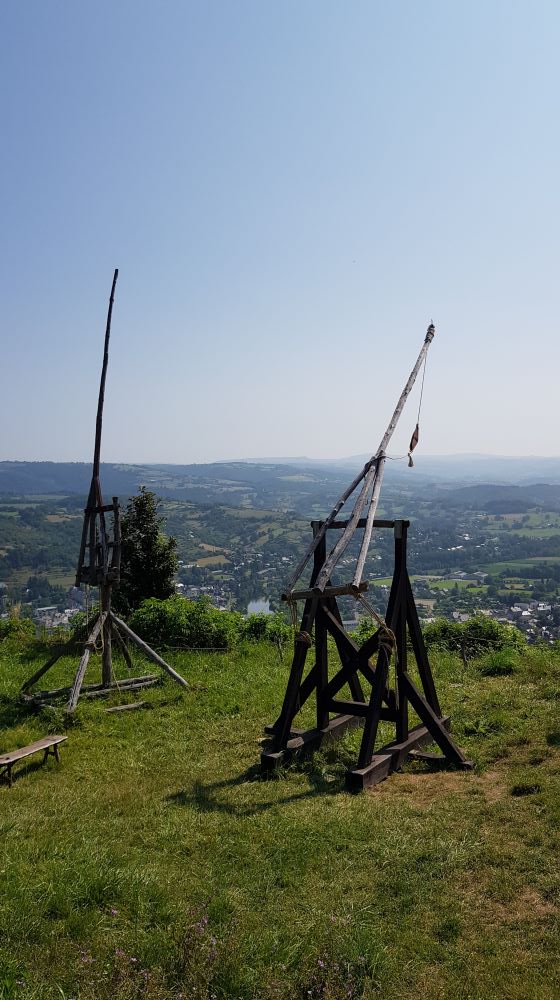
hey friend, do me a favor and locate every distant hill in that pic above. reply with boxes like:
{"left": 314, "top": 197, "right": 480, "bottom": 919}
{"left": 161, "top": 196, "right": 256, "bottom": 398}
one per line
{"left": 0, "top": 460, "right": 350, "bottom": 515}
{"left": 232, "top": 454, "right": 560, "bottom": 483}
{"left": 439, "top": 483, "right": 560, "bottom": 513}
{"left": 3, "top": 458, "right": 560, "bottom": 515}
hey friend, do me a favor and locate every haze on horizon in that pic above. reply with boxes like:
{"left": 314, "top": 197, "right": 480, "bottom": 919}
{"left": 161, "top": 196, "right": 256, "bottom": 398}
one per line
{"left": 2, "top": 2, "right": 559, "bottom": 466}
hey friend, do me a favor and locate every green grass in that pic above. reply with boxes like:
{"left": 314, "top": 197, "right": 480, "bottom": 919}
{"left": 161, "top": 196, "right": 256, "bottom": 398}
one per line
{"left": 0, "top": 639, "right": 558, "bottom": 999}
{"left": 483, "top": 558, "right": 560, "bottom": 574}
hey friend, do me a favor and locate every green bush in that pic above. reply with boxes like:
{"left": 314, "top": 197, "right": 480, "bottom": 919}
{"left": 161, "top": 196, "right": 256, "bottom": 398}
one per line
{"left": 423, "top": 615, "right": 525, "bottom": 659}
{"left": 354, "top": 617, "right": 379, "bottom": 645}
{"left": 264, "top": 612, "right": 292, "bottom": 647}
{"left": 0, "top": 617, "right": 35, "bottom": 644}
{"left": 128, "top": 597, "right": 292, "bottom": 652}
{"left": 129, "top": 595, "right": 243, "bottom": 650}
{"left": 242, "top": 612, "right": 270, "bottom": 641}
{"left": 479, "top": 649, "right": 520, "bottom": 676}
{"left": 242, "top": 612, "right": 291, "bottom": 647}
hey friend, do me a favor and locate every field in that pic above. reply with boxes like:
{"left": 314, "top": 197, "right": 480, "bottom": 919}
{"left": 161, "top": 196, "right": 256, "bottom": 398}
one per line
{"left": 0, "top": 639, "right": 559, "bottom": 1000}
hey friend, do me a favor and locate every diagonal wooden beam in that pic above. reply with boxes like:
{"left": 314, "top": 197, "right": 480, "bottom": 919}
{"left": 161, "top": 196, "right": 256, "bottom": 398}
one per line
{"left": 111, "top": 615, "right": 188, "bottom": 689}
{"left": 400, "top": 672, "right": 469, "bottom": 765}
{"left": 66, "top": 612, "right": 107, "bottom": 713}
{"left": 405, "top": 577, "right": 441, "bottom": 715}
{"left": 21, "top": 617, "right": 92, "bottom": 693}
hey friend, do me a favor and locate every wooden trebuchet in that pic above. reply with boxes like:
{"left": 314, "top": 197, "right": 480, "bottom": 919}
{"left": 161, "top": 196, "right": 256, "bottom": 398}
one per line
{"left": 263, "top": 325, "right": 471, "bottom": 788}
{"left": 262, "top": 519, "right": 473, "bottom": 789}
{"left": 20, "top": 269, "right": 188, "bottom": 710}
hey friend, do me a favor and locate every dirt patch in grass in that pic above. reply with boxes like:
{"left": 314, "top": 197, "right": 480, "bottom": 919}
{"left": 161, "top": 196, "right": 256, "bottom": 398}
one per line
{"left": 372, "top": 766, "right": 507, "bottom": 807}
{"left": 465, "top": 884, "right": 556, "bottom": 927}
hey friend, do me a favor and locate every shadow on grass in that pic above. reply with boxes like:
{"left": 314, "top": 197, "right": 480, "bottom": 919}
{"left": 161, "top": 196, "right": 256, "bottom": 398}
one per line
{"left": 167, "top": 760, "right": 344, "bottom": 816}
{"left": 0, "top": 694, "right": 43, "bottom": 730}
{"left": 0, "top": 754, "right": 60, "bottom": 788}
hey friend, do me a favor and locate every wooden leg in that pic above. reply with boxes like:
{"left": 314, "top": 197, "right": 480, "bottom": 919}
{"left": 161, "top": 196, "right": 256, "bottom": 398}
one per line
{"left": 406, "top": 577, "right": 441, "bottom": 714}
{"left": 315, "top": 606, "right": 329, "bottom": 730}
{"left": 400, "top": 673, "right": 470, "bottom": 765}
{"left": 357, "top": 648, "right": 390, "bottom": 768}
{"left": 111, "top": 615, "right": 189, "bottom": 689}
{"left": 20, "top": 618, "right": 90, "bottom": 693}
{"left": 273, "top": 635, "right": 313, "bottom": 750}
{"left": 271, "top": 595, "right": 318, "bottom": 749}
{"left": 112, "top": 622, "right": 134, "bottom": 670}
{"left": 66, "top": 612, "right": 108, "bottom": 713}
{"left": 101, "top": 585, "right": 112, "bottom": 687}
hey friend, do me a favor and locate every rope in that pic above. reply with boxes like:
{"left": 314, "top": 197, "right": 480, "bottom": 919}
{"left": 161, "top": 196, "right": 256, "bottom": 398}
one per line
{"left": 407, "top": 350, "right": 429, "bottom": 468}
{"left": 356, "top": 592, "right": 396, "bottom": 659}
{"left": 285, "top": 594, "right": 313, "bottom": 647}
{"left": 286, "top": 595, "right": 298, "bottom": 636}
{"left": 92, "top": 615, "right": 104, "bottom": 653}
{"left": 416, "top": 348, "right": 428, "bottom": 426}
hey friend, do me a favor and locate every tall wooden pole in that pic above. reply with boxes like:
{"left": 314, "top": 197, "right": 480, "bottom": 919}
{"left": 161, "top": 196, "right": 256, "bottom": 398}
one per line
{"left": 93, "top": 268, "right": 118, "bottom": 487}
{"left": 75, "top": 269, "right": 119, "bottom": 586}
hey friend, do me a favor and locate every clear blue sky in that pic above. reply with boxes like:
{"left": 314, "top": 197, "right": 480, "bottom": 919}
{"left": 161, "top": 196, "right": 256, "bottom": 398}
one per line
{"left": 1, "top": 1, "right": 558, "bottom": 463}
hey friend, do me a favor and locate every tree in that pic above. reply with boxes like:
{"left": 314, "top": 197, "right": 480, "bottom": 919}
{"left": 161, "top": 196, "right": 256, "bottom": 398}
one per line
{"left": 113, "top": 487, "right": 178, "bottom": 616}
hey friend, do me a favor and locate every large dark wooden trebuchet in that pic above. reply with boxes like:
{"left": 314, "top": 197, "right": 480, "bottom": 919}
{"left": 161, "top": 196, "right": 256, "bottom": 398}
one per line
{"left": 262, "top": 326, "right": 472, "bottom": 789}
{"left": 21, "top": 270, "right": 188, "bottom": 711}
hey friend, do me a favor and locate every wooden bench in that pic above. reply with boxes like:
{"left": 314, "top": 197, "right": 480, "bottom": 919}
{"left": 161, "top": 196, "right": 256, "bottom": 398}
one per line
{"left": 0, "top": 735, "right": 67, "bottom": 788}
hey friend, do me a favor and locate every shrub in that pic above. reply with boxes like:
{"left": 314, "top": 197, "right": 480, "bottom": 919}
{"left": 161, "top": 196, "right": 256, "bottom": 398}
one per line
{"left": 423, "top": 615, "right": 525, "bottom": 659}
{"left": 129, "top": 596, "right": 243, "bottom": 650}
{"left": 128, "top": 597, "right": 292, "bottom": 652}
{"left": 354, "top": 617, "right": 379, "bottom": 645}
{"left": 0, "top": 617, "right": 35, "bottom": 644}
{"left": 478, "top": 649, "right": 520, "bottom": 676}
{"left": 242, "top": 612, "right": 291, "bottom": 647}
{"left": 242, "top": 613, "right": 270, "bottom": 642}
{"left": 264, "top": 612, "right": 292, "bottom": 647}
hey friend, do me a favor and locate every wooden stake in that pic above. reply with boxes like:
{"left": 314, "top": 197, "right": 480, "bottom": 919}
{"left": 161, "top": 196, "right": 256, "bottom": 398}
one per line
{"left": 66, "top": 612, "right": 107, "bottom": 712}
{"left": 101, "top": 586, "right": 112, "bottom": 686}
{"left": 111, "top": 615, "right": 189, "bottom": 689}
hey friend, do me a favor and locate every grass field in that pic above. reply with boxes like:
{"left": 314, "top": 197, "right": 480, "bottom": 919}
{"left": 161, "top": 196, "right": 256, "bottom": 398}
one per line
{"left": 0, "top": 639, "right": 558, "bottom": 1000}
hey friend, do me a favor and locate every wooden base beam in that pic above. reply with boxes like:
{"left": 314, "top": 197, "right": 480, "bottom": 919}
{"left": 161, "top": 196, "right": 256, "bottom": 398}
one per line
{"left": 24, "top": 674, "right": 160, "bottom": 704}
{"left": 261, "top": 714, "right": 363, "bottom": 772}
{"left": 344, "top": 717, "right": 472, "bottom": 791}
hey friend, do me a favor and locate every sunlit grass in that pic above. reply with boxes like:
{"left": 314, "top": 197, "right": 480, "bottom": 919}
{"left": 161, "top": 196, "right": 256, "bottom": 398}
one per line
{"left": 0, "top": 640, "right": 558, "bottom": 999}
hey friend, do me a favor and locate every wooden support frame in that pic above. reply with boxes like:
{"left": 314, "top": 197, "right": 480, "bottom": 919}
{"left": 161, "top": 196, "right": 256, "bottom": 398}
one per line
{"left": 20, "top": 610, "right": 187, "bottom": 713}
{"left": 19, "top": 270, "right": 189, "bottom": 712}
{"left": 261, "top": 518, "right": 473, "bottom": 789}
